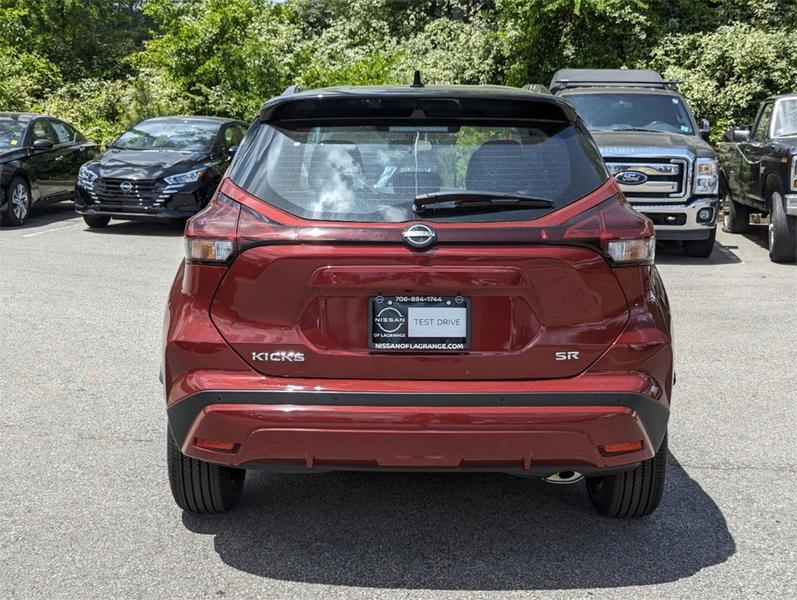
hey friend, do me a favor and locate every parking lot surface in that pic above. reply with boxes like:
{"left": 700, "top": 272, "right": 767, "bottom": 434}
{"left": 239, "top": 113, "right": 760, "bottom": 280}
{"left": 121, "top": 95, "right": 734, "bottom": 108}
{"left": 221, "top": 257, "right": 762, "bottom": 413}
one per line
{"left": 1, "top": 205, "right": 795, "bottom": 599}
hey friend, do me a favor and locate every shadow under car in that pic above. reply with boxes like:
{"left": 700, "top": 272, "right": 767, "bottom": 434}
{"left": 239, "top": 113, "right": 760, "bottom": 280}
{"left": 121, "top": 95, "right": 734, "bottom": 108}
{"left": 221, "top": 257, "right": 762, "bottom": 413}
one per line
{"left": 181, "top": 454, "right": 734, "bottom": 591}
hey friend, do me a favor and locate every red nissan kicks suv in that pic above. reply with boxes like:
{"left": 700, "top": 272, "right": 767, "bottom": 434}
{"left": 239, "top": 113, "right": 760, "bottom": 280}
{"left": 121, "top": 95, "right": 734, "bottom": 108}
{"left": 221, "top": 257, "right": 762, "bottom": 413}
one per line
{"left": 163, "top": 84, "right": 673, "bottom": 517}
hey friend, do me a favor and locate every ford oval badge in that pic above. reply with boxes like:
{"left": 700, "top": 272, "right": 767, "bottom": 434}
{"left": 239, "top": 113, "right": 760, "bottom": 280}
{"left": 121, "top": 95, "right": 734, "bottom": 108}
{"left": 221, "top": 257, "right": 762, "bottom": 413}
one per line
{"left": 615, "top": 170, "right": 648, "bottom": 185}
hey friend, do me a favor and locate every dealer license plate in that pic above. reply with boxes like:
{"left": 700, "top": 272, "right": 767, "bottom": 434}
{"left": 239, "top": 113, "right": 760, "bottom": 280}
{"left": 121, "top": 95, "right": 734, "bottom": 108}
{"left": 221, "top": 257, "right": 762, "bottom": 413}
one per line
{"left": 368, "top": 295, "right": 470, "bottom": 351}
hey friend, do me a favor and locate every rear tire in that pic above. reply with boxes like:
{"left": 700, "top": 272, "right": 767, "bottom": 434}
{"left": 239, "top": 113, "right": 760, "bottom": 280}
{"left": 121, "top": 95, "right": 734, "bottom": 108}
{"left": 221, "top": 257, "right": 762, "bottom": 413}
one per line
{"left": 586, "top": 434, "right": 667, "bottom": 518}
{"left": 3, "top": 177, "right": 31, "bottom": 226}
{"left": 683, "top": 227, "right": 716, "bottom": 258}
{"left": 767, "top": 190, "right": 796, "bottom": 263}
{"left": 82, "top": 215, "right": 111, "bottom": 228}
{"left": 167, "top": 428, "right": 245, "bottom": 513}
{"left": 721, "top": 186, "right": 749, "bottom": 233}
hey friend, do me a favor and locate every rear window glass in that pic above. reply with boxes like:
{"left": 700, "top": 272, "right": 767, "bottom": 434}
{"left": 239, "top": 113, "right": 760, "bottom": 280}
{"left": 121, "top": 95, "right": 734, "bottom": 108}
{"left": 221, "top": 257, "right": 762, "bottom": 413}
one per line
{"left": 228, "top": 119, "right": 607, "bottom": 223}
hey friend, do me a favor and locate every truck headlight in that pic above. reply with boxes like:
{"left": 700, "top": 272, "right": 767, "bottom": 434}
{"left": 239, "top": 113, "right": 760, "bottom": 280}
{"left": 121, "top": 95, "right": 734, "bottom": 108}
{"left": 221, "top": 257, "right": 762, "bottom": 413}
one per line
{"left": 791, "top": 156, "right": 797, "bottom": 191}
{"left": 694, "top": 158, "right": 718, "bottom": 195}
{"left": 78, "top": 164, "right": 97, "bottom": 189}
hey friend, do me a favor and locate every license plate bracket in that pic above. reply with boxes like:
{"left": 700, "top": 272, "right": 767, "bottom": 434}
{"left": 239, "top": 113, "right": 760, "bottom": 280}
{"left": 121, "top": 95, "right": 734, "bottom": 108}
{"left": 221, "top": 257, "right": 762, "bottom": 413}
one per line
{"left": 368, "top": 295, "right": 470, "bottom": 351}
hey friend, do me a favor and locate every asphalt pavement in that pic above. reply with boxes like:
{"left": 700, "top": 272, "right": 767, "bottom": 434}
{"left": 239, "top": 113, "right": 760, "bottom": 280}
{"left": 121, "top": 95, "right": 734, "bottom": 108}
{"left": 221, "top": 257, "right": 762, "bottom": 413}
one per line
{"left": 1, "top": 204, "right": 795, "bottom": 599}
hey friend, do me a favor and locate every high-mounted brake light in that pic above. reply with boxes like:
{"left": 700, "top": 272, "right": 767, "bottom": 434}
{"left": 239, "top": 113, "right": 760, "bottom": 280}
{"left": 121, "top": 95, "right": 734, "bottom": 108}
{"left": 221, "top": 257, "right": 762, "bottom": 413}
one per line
{"left": 561, "top": 194, "right": 655, "bottom": 266}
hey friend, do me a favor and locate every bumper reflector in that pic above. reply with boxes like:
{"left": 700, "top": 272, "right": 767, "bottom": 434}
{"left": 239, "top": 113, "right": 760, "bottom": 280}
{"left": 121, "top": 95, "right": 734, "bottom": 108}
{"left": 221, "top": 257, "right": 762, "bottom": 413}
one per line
{"left": 599, "top": 440, "right": 643, "bottom": 455}
{"left": 194, "top": 437, "right": 239, "bottom": 453}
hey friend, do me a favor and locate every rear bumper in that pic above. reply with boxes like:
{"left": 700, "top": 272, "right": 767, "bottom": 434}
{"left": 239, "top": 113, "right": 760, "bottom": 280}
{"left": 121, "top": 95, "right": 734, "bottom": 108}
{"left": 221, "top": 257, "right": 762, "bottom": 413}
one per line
{"left": 168, "top": 389, "right": 668, "bottom": 474}
{"left": 632, "top": 197, "right": 718, "bottom": 240}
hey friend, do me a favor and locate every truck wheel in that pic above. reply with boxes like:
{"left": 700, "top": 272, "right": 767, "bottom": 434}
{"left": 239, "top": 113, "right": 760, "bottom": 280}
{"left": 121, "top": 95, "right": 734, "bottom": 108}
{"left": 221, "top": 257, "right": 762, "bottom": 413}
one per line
{"left": 3, "top": 177, "right": 32, "bottom": 226}
{"left": 82, "top": 215, "right": 111, "bottom": 228}
{"left": 722, "top": 187, "right": 749, "bottom": 233}
{"left": 768, "top": 190, "right": 796, "bottom": 263}
{"left": 586, "top": 434, "right": 667, "bottom": 518}
{"left": 167, "top": 428, "right": 245, "bottom": 513}
{"left": 683, "top": 227, "right": 716, "bottom": 258}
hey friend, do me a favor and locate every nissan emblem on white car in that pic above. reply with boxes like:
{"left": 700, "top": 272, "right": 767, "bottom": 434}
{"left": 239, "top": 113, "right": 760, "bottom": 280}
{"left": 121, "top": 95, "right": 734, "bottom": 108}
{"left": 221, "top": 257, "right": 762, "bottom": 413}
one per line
{"left": 402, "top": 224, "right": 437, "bottom": 249}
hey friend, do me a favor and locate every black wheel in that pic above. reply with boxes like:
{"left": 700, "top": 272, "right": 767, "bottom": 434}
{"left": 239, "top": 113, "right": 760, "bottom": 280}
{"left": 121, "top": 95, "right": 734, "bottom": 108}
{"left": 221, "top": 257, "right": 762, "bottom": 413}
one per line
{"left": 167, "top": 428, "right": 245, "bottom": 513}
{"left": 721, "top": 186, "right": 749, "bottom": 233}
{"left": 82, "top": 215, "right": 111, "bottom": 228}
{"left": 3, "top": 176, "right": 32, "bottom": 226}
{"left": 683, "top": 227, "right": 716, "bottom": 258}
{"left": 586, "top": 434, "right": 667, "bottom": 518}
{"left": 767, "top": 190, "right": 796, "bottom": 263}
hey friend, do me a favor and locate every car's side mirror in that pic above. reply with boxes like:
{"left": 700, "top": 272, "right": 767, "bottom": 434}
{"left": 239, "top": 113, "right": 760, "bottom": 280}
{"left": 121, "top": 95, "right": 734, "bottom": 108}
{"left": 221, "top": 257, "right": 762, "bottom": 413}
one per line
{"left": 725, "top": 127, "right": 751, "bottom": 142}
{"left": 699, "top": 118, "right": 711, "bottom": 142}
{"left": 32, "top": 139, "right": 54, "bottom": 151}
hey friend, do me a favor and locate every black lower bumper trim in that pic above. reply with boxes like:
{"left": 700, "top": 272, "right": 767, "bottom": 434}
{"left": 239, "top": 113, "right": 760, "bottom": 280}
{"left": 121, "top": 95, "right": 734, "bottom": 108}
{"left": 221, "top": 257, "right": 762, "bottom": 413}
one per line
{"left": 76, "top": 207, "right": 191, "bottom": 221}
{"left": 655, "top": 228, "right": 714, "bottom": 241}
{"left": 167, "top": 390, "right": 670, "bottom": 455}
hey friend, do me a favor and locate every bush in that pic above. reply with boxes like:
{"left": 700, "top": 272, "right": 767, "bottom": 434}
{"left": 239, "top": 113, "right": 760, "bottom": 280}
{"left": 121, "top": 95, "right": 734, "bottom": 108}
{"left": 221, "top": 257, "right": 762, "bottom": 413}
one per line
{"left": 650, "top": 24, "right": 797, "bottom": 138}
{"left": 0, "top": 49, "right": 62, "bottom": 112}
{"left": 37, "top": 74, "right": 188, "bottom": 145}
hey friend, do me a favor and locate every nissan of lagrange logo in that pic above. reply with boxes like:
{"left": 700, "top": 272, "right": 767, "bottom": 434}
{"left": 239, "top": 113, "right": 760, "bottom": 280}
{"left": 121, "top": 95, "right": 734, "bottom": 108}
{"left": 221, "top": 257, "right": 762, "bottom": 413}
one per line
{"left": 251, "top": 351, "right": 305, "bottom": 362}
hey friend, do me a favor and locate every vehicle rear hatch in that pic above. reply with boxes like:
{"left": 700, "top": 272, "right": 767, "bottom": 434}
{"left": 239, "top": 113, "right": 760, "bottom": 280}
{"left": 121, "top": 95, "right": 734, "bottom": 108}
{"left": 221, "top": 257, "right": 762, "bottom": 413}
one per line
{"left": 201, "top": 88, "right": 636, "bottom": 380}
{"left": 209, "top": 231, "right": 629, "bottom": 380}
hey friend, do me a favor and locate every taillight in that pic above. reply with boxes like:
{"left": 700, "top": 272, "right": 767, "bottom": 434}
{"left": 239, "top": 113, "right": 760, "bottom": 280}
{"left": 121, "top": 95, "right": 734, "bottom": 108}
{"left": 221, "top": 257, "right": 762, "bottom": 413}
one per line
{"left": 184, "top": 193, "right": 241, "bottom": 265}
{"left": 562, "top": 194, "right": 655, "bottom": 266}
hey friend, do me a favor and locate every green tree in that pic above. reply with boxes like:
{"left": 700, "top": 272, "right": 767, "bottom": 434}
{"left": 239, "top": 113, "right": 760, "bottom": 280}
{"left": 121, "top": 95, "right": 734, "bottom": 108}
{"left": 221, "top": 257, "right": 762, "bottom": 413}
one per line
{"left": 136, "top": 0, "right": 304, "bottom": 119}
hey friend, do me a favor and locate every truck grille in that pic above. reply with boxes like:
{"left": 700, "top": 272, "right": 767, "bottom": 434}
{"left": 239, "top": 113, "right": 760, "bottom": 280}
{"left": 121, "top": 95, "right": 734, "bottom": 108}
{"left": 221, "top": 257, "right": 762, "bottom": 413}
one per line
{"left": 605, "top": 159, "right": 689, "bottom": 203}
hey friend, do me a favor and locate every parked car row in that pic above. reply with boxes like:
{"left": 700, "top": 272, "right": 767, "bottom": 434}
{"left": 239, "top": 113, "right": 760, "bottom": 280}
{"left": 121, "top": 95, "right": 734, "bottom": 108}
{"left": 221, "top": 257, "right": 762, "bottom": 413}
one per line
{"left": 0, "top": 114, "right": 246, "bottom": 228}
{"left": 3, "top": 72, "right": 795, "bottom": 263}
{"left": 5, "top": 72, "right": 790, "bottom": 519}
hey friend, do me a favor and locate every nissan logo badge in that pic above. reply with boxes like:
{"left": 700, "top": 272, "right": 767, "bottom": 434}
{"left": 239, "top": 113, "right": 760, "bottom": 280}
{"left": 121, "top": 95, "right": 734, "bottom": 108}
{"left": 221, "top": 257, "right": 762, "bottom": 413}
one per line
{"left": 120, "top": 181, "right": 134, "bottom": 193}
{"left": 402, "top": 224, "right": 437, "bottom": 249}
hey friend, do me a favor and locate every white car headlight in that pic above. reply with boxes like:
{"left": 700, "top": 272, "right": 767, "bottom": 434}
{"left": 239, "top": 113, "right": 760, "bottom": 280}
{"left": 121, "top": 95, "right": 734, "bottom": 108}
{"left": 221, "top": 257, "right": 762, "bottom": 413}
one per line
{"left": 78, "top": 164, "right": 98, "bottom": 188}
{"left": 164, "top": 168, "right": 205, "bottom": 186}
{"left": 694, "top": 158, "right": 718, "bottom": 195}
{"left": 791, "top": 156, "right": 797, "bottom": 191}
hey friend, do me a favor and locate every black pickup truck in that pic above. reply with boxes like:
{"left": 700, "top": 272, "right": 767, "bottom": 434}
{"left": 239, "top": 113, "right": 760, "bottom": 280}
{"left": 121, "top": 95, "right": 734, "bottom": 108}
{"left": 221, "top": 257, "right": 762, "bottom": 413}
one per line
{"left": 717, "top": 94, "right": 797, "bottom": 263}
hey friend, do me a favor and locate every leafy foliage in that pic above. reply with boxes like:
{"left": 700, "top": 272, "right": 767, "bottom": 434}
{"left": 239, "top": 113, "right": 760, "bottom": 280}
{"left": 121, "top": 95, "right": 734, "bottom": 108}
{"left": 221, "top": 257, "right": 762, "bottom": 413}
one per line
{"left": 0, "top": 0, "right": 795, "bottom": 143}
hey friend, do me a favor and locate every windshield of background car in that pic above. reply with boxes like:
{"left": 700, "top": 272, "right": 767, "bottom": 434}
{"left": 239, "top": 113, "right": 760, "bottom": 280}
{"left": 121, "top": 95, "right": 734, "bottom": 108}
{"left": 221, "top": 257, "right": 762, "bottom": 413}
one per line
{"left": 564, "top": 93, "right": 696, "bottom": 135}
{"left": 112, "top": 120, "right": 218, "bottom": 151}
{"left": 772, "top": 99, "right": 797, "bottom": 137}
{"left": 0, "top": 120, "right": 26, "bottom": 149}
{"left": 228, "top": 119, "right": 607, "bottom": 223}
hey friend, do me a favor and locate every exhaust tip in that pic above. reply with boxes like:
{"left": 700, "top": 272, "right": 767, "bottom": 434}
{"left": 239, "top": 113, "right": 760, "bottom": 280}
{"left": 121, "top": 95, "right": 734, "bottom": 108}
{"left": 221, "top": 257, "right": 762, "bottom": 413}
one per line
{"left": 543, "top": 471, "right": 584, "bottom": 484}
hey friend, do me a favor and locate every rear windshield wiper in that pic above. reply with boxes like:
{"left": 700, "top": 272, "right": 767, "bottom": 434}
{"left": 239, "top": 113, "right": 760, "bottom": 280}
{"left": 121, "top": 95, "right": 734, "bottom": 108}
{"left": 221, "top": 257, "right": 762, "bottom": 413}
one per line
{"left": 413, "top": 191, "right": 554, "bottom": 214}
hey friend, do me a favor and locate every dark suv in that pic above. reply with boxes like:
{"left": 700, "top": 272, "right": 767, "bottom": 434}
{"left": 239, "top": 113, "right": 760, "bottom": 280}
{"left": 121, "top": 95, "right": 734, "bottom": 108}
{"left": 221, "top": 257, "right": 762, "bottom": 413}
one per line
{"left": 163, "top": 84, "right": 674, "bottom": 517}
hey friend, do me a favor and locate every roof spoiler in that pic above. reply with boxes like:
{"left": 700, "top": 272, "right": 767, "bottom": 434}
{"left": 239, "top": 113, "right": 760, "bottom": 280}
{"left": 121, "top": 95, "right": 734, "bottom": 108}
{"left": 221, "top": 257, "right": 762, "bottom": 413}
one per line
{"left": 258, "top": 89, "right": 579, "bottom": 124}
